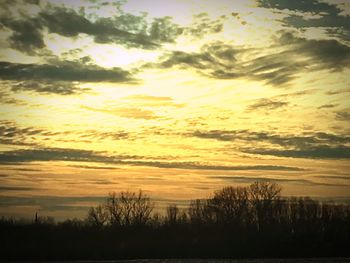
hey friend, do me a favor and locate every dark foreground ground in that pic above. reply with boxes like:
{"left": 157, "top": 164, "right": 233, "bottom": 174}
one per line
{"left": 1, "top": 185, "right": 349, "bottom": 261}
{"left": 5, "top": 259, "right": 350, "bottom": 263}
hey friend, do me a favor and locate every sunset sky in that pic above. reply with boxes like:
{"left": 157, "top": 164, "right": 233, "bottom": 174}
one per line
{"left": 0, "top": 0, "right": 350, "bottom": 220}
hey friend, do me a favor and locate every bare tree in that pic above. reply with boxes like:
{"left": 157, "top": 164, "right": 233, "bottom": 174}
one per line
{"left": 188, "top": 199, "right": 214, "bottom": 225}
{"left": 249, "top": 181, "right": 282, "bottom": 230}
{"left": 106, "top": 192, "right": 122, "bottom": 226}
{"left": 210, "top": 186, "right": 250, "bottom": 225}
{"left": 166, "top": 204, "right": 179, "bottom": 225}
{"left": 87, "top": 204, "right": 108, "bottom": 227}
{"left": 130, "top": 190, "right": 154, "bottom": 226}
{"left": 103, "top": 190, "right": 153, "bottom": 226}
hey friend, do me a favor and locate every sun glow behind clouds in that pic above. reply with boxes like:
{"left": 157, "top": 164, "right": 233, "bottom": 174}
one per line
{"left": 0, "top": 0, "right": 350, "bottom": 219}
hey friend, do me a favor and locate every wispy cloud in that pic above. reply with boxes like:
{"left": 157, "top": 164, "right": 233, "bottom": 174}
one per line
{"left": 81, "top": 105, "right": 160, "bottom": 119}
{"left": 0, "top": 147, "right": 303, "bottom": 171}
{"left": 209, "top": 175, "right": 350, "bottom": 187}
{"left": 191, "top": 129, "right": 350, "bottom": 159}
{"left": 336, "top": 111, "right": 350, "bottom": 121}
{"left": 0, "top": 186, "right": 38, "bottom": 191}
{"left": 244, "top": 146, "right": 350, "bottom": 159}
{"left": 0, "top": 59, "right": 134, "bottom": 95}
{"left": 148, "top": 31, "right": 350, "bottom": 86}
{"left": 247, "top": 98, "right": 289, "bottom": 111}
{"left": 0, "top": 3, "right": 184, "bottom": 54}
{"left": 123, "top": 94, "right": 185, "bottom": 108}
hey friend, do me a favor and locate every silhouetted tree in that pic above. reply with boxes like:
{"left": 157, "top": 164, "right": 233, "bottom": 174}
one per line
{"left": 249, "top": 181, "right": 282, "bottom": 230}
{"left": 87, "top": 204, "right": 108, "bottom": 227}
{"left": 209, "top": 186, "right": 250, "bottom": 226}
{"left": 104, "top": 190, "right": 153, "bottom": 226}
{"left": 1, "top": 182, "right": 350, "bottom": 260}
{"left": 166, "top": 204, "right": 179, "bottom": 225}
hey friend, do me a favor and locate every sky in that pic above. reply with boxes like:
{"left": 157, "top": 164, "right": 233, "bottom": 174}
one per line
{"left": 0, "top": 0, "right": 350, "bottom": 220}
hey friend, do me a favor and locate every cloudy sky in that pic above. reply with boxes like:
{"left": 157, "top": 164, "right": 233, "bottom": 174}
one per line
{"left": 0, "top": 0, "right": 350, "bottom": 220}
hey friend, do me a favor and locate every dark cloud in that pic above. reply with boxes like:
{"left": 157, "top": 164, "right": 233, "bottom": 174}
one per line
{"left": 244, "top": 145, "right": 350, "bottom": 159}
{"left": 325, "top": 88, "right": 350, "bottom": 95}
{"left": 0, "top": 147, "right": 303, "bottom": 171}
{"left": 314, "top": 175, "right": 350, "bottom": 181}
{"left": 39, "top": 6, "right": 158, "bottom": 48}
{"left": 209, "top": 175, "right": 349, "bottom": 187}
{"left": 0, "top": 16, "right": 44, "bottom": 55}
{"left": 257, "top": 0, "right": 350, "bottom": 42}
{"left": 81, "top": 105, "right": 160, "bottom": 119}
{"left": 151, "top": 31, "right": 350, "bottom": 86}
{"left": 0, "top": 186, "right": 37, "bottom": 191}
{"left": 336, "top": 111, "right": 350, "bottom": 121}
{"left": 278, "top": 32, "right": 350, "bottom": 71}
{"left": 0, "top": 148, "right": 113, "bottom": 164}
{"left": 0, "top": 4, "right": 183, "bottom": 54}
{"left": 257, "top": 0, "right": 340, "bottom": 14}
{"left": 79, "top": 130, "right": 130, "bottom": 141}
{"left": 247, "top": 98, "right": 289, "bottom": 111}
{"left": 0, "top": 89, "right": 25, "bottom": 105}
{"left": 0, "top": 121, "right": 133, "bottom": 147}
{"left": 192, "top": 129, "right": 350, "bottom": 145}
{"left": 0, "top": 120, "right": 48, "bottom": 146}
{"left": 149, "top": 16, "right": 183, "bottom": 43}
{"left": 191, "top": 129, "right": 350, "bottom": 159}
{"left": 326, "top": 28, "right": 350, "bottom": 44}
{"left": 122, "top": 161, "right": 304, "bottom": 171}
{"left": 0, "top": 60, "right": 132, "bottom": 83}
{"left": 318, "top": 104, "right": 338, "bottom": 109}
{"left": 185, "top": 13, "right": 225, "bottom": 38}
{"left": 0, "top": 59, "right": 134, "bottom": 94}
{"left": 11, "top": 81, "right": 84, "bottom": 95}
{"left": 0, "top": 195, "right": 106, "bottom": 213}
{"left": 68, "top": 165, "right": 120, "bottom": 170}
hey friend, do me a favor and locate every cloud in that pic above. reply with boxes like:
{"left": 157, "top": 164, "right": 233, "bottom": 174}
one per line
{"left": 192, "top": 129, "right": 350, "bottom": 145}
{"left": 68, "top": 165, "right": 120, "bottom": 170}
{"left": 247, "top": 98, "right": 289, "bottom": 111}
{"left": 191, "top": 129, "right": 350, "bottom": 159}
{"left": 0, "top": 59, "right": 134, "bottom": 94}
{"left": 0, "top": 89, "right": 25, "bottom": 105}
{"left": 257, "top": 0, "right": 350, "bottom": 42}
{"left": 257, "top": 0, "right": 340, "bottom": 14}
{"left": 0, "top": 120, "right": 47, "bottom": 146}
{"left": 0, "top": 147, "right": 303, "bottom": 171}
{"left": 122, "top": 94, "right": 185, "bottom": 108}
{"left": 325, "top": 88, "right": 350, "bottom": 95}
{"left": 244, "top": 145, "right": 350, "bottom": 159}
{"left": 150, "top": 31, "right": 350, "bottom": 86}
{"left": 278, "top": 32, "right": 350, "bottom": 71}
{"left": 123, "top": 161, "right": 304, "bottom": 171}
{"left": 0, "top": 186, "right": 38, "bottom": 191}
{"left": 0, "top": 121, "right": 133, "bottom": 146}
{"left": 81, "top": 105, "right": 159, "bottom": 119}
{"left": 0, "top": 148, "right": 112, "bottom": 163}
{"left": 318, "top": 104, "right": 338, "bottom": 109}
{"left": 209, "top": 175, "right": 349, "bottom": 187}
{"left": 336, "top": 111, "right": 350, "bottom": 121}
{"left": 0, "top": 16, "right": 44, "bottom": 55}
{"left": 0, "top": 60, "right": 133, "bottom": 83}
{"left": 0, "top": 195, "right": 106, "bottom": 212}
{"left": 39, "top": 6, "right": 158, "bottom": 48}
{"left": 0, "top": 4, "right": 183, "bottom": 54}
{"left": 10, "top": 81, "right": 84, "bottom": 95}
{"left": 184, "top": 12, "right": 225, "bottom": 38}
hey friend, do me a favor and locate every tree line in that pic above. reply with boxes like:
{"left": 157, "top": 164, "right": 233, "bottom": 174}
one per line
{"left": 1, "top": 181, "right": 349, "bottom": 260}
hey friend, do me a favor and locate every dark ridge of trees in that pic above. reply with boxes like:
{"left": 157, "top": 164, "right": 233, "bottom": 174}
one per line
{"left": 0, "top": 182, "right": 349, "bottom": 260}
